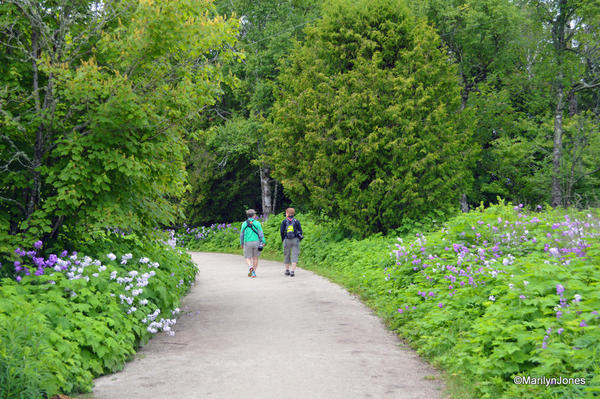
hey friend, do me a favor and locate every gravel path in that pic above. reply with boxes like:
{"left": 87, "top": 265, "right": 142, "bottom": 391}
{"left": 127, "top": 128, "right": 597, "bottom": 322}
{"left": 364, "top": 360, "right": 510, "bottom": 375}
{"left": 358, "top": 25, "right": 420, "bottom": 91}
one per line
{"left": 89, "top": 252, "right": 445, "bottom": 399}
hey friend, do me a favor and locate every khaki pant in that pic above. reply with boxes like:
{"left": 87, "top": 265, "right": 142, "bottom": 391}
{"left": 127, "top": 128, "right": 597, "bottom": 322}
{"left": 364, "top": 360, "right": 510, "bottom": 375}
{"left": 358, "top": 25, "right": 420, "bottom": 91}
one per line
{"left": 243, "top": 241, "right": 260, "bottom": 258}
{"left": 283, "top": 238, "right": 300, "bottom": 263}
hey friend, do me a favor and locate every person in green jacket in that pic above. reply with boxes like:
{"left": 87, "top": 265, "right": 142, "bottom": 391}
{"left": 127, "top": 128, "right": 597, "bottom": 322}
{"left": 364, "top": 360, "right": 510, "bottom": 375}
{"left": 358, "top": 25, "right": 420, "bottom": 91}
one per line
{"left": 240, "top": 209, "right": 266, "bottom": 278}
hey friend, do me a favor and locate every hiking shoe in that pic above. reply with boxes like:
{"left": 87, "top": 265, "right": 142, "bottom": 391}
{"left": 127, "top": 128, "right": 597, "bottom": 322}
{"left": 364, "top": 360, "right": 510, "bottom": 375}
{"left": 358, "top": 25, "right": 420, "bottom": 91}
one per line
{"left": 285, "top": 269, "right": 290, "bottom": 276}
{"left": 290, "top": 271, "right": 295, "bottom": 277}
{"left": 248, "top": 268, "right": 253, "bottom": 277}
{"left": 251, "top": 270, "right": 257, "bottom": 278}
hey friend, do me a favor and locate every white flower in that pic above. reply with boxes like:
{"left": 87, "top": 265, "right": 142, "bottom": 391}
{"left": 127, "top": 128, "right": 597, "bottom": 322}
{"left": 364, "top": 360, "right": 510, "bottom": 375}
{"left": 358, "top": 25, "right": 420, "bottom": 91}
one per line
{"left": 139, "top": 299, "right": 149, "bottom": 306}
{"left": 523, "top": 280, "right": 529, "bottom": 286}
{"left": 107, "top": 253, "right": 117, "bottom": 261}
{"left": 489, "top": 296, "right": 496, "bottom": 302}
{"left": 92, "top": 273, "right": 99, "bottom": 278}
{"left": 573, "top": 294, "right": 582, "bottom": 303}
{"left": 509, "top": 283, "right": 514, "bottom": 289}
{"left": 129, "top": 270, "right": 138, "bottom": 277}
{"left": 127, "top": 306, "right": 137, "bottom": 314}
{"left": 139, "top": 257, "right": 150, "bottom": 264}
{"left": 549, "top": 247, "right": 560, "bottom": 257}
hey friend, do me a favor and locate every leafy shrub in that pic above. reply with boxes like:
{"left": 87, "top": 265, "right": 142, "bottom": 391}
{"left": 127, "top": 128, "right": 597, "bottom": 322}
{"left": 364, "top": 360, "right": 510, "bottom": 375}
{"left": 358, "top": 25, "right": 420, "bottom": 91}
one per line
{"left": 0, "top": 232, "right": 196, "bottom": 398}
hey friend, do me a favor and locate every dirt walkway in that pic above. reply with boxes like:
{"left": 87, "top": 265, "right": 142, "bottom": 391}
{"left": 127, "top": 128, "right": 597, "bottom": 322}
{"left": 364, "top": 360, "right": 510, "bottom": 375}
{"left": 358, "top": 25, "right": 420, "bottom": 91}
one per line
{"left": 90, "top": 252, "right": 445, "bottom": 399}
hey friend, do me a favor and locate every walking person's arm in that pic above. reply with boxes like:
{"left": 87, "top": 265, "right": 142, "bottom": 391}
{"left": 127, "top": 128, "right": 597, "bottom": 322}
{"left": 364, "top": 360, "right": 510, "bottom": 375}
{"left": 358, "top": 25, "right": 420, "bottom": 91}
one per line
{"left": 257, "top": 223, "right": 266, "bottom": 245}
{"left": 296, "top": 220, "right": 303, "bottom": 239}
{"left": 240, "top": 222, "right": 245, "bottom": 248}
{"left": 280, "top": 220, "right": 286, "bottom": 241}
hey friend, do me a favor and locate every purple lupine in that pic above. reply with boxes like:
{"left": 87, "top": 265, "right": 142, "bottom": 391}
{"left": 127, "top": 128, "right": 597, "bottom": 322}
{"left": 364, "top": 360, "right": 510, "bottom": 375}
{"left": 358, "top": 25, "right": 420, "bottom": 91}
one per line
{"left": 556, "top": 284, "right": 565, "bottom": 296}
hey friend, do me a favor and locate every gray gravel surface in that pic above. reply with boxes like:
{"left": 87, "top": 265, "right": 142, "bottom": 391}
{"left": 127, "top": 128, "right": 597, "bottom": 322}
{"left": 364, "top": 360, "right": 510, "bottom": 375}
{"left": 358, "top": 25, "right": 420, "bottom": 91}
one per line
{"left": 90, "top": 252, "right": 445, "bottom": 399}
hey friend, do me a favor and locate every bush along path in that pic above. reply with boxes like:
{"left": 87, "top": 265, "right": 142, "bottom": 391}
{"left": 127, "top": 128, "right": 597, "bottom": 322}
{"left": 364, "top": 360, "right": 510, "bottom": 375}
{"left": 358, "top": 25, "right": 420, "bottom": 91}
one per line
{"left": 182, "top": 205, "right": 600, "bottom": 399}
{"left": 89, "top": 252, "right": 444, "bottom": 399}
{"left": 0, "top": 233, "right": 197, "bottom": 398}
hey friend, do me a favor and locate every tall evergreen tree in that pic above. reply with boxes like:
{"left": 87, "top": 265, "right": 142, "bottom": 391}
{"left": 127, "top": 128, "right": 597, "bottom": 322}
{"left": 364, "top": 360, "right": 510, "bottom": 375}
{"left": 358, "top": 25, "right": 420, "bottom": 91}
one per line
{"left": 267, "top": 0, "right": 476, "bottom": 235}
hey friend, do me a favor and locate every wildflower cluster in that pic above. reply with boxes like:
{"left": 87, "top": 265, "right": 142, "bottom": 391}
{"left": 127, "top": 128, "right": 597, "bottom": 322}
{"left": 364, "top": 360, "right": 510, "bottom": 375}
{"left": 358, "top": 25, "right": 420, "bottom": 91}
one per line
{"left": 177, "top": 222, "right": 240, "bottom": 250}
{"left": 11, "top": 242, "right": 188, "bottom": 337}
{"left": 383, "top": 204, "right": 600, "bottom": 398}
{"left": 0, "top": 233, "right": 197, "bottom": 396}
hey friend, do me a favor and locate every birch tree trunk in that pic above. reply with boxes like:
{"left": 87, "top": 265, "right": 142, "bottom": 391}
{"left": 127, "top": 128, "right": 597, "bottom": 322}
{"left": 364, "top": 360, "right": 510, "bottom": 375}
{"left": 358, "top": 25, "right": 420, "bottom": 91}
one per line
{"left": 259, "top": 165, "right": 273, "bottom": 217}
{"left": 551, "top": 81, "right": 565, "bottom": 207}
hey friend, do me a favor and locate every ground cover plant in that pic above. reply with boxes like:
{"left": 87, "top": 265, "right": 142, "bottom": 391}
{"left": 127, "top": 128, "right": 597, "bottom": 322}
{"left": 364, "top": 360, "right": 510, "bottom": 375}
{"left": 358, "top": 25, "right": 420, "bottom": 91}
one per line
{"left": 0, "top": 232, "right": 196, "bottom": 398}
{"left": 183, "top": 204, "right": 600, "bottom": 398}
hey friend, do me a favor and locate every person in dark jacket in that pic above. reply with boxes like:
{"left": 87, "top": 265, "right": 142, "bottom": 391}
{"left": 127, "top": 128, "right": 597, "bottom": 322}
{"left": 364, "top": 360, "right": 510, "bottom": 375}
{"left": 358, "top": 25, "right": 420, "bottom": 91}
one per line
{"left": 280, "top": 208, "right": 303, "bottom": 277}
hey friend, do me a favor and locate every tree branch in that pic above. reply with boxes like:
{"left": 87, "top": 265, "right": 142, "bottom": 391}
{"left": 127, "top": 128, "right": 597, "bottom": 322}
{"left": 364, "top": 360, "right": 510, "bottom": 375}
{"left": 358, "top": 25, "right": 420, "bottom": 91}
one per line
{"left": 0, "top": 195, "right": 26, "bottom": 212}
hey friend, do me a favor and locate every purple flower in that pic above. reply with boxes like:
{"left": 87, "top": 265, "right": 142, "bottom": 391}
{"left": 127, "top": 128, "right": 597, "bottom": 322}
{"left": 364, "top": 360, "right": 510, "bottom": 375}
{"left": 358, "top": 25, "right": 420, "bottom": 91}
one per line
{"left": 428, "top": 292, "right": 435, "bottom": 297}
{"left": 556, "top": 311, "right": 563, "bottom": 319}
{"left": 61, "top": 250, "right": 68, "bottom": 257}
{"left": 438, "top": 303, "right": 444, "bottom": 308}
{"left": 16, "top": 276, "right": 22, "bottom": 282}
{"left": 519, "top": 295, "right": 526, "bottom": 300}
{"left": 580, "top": 320, "right": 587, "bottom": 327}
{"left": 557, "top": 328, "right": 564, "bottom": 335}
{"left": 556, "top": 284, "right": 565, "bottom": 296}
{"left": 33, "top": 240, "right": 43, "bottom": 249}
{"left": 398, "top": 308, "right": 404, "bottom": 313}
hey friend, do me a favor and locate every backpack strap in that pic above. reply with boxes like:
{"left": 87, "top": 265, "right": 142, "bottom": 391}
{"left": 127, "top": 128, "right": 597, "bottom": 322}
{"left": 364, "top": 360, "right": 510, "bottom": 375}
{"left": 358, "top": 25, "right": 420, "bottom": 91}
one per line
{"left": 244, "top": 220, "right": 260, "bottom": 236}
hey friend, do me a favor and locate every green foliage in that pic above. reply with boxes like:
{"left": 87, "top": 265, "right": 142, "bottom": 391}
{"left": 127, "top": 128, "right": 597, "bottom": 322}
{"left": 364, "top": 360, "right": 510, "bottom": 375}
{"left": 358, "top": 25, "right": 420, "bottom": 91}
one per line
{"left": 316, "top": 205, "right": 600, "bottom": 398}
{"left": 0, "top": 234, "right": 196, "bottom": 397}
{"left": 267, "top": 0, "right": 476, "bottom": 235}
{"left": 185, "top": 117, "right": 264, "bottom": 225}
{"left": 183, "top": 0, "right": 320, "bottom": 220}
{"left": 0, "top": 0, "right": 240, "bottom": 246}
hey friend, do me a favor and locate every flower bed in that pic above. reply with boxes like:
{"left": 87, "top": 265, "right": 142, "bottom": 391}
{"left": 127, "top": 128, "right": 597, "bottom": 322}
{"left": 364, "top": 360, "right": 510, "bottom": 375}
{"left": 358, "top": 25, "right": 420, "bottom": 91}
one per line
{"left": 0, "top": 232, "right": 197, "bottom": 398}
